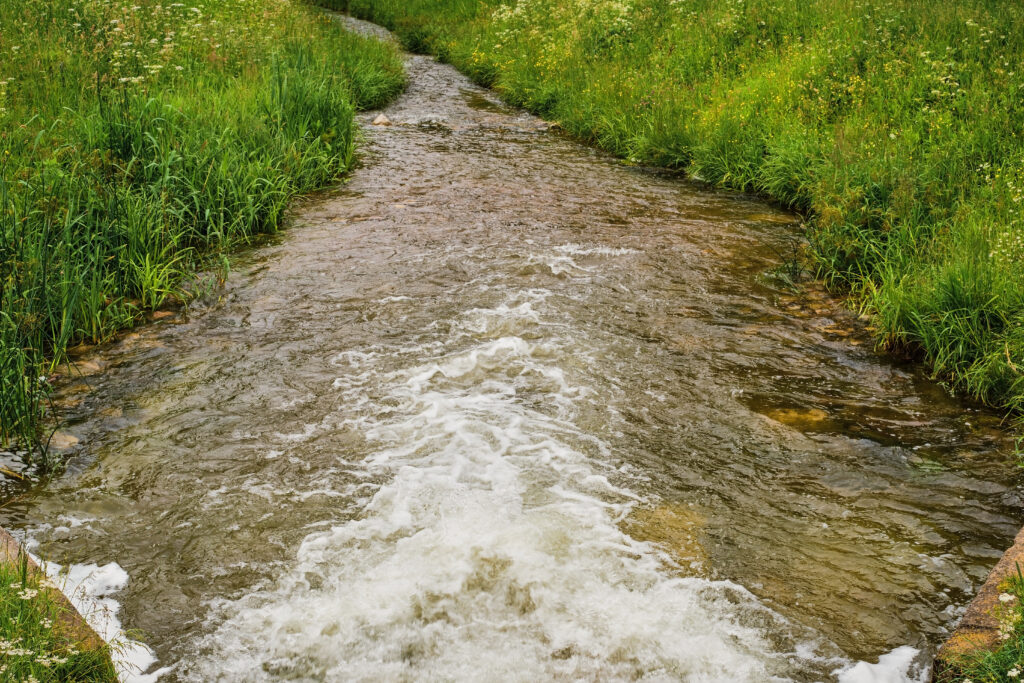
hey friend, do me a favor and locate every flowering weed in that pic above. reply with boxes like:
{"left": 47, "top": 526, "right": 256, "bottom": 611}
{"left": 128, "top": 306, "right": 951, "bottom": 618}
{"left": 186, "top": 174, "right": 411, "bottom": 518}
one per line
{"left": 941, "top": 571, "right": 1024, "bottom": 682}
{"left": 0, "top": 551, "right": 117, "bottom": 682}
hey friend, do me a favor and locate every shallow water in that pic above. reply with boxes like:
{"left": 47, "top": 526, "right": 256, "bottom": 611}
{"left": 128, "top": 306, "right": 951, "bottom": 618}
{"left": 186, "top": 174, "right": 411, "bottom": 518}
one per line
{"left": 2, "top": 15, "right": 1022, "bottom": 682}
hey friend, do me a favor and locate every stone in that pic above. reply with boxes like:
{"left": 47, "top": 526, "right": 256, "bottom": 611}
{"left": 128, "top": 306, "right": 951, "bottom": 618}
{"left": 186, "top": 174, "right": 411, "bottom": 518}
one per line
{"left": 746, "top": 212, "right": 797, "bottom": 224}
{"left": 372, "top": 113, "right": 392, "bottom": 126}
{"left": 623, "top": 504, "right": 708, "bottom": 574}
{"left": 48, "top": 432, "right": 80, "bottom": 450}
{"left": 54, "top": 359, "right": 105, "bottom": 377}
{"left": 765, "top": 407, "right": 830, "bottom": 428}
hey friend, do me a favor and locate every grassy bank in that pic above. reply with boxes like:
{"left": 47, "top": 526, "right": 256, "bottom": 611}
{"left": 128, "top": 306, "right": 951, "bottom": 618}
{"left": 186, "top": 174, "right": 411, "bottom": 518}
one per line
{"left": 335, "top": 0, "right": 1024, "bottom": 422}
{"left": 0, "top": 552, "right": 117, "bottom": 681}
{"left": 0, "top": 0, "right": 404, "bottom": 455}
{"left": 938, "top": 572, "right": 1024, "bottom": 682}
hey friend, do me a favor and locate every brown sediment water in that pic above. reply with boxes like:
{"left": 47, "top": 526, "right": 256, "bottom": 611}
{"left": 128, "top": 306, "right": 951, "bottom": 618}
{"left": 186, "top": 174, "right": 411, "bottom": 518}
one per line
{"left": 0, "top": 15, "right": 1021, "bottom": 682}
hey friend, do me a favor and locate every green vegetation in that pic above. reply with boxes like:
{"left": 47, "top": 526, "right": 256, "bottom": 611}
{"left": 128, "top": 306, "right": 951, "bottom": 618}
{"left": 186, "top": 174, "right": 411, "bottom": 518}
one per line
{"left": 938, "top": 572, "right": 1024, "bottom": 682}
{"left": 336, "top": 0, "right": 1024, "bottom": 421}
{"left": 0, "top": 553, "right": 117, "bottom": 681}
{"left": 0, "top": 0, "right": 404, "bottom": 455}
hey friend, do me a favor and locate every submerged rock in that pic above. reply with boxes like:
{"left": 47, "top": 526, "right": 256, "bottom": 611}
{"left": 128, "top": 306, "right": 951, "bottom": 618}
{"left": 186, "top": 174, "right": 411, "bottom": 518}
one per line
{"left": 372, "top": 113, "right": 392, "bottom": 126}
{"left": 764, "top": 407, "right": 830, "bottom": 430}
{"left": 623, "top": 503, "right": 708, "bottom": 575}
{"left": 54, "top": 359, "right": 106, "bottom": 377}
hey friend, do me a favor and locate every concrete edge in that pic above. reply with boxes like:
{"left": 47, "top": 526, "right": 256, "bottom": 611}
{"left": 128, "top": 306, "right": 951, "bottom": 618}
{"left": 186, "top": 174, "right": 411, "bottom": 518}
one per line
{"left": 933, "top": 525, "right": 1024, "bottom": 679}
{"left": 0, "top": 525, "right": 108, "bottom": 653}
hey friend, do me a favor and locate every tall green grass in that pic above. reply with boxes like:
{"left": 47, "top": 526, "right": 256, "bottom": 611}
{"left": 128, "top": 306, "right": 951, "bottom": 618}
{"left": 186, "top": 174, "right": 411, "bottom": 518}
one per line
{"left": 0, "top": 0, "right": 404, "bottom": 455}
{"left": 337, "top": 0, "right": 1024, "bottom": 422}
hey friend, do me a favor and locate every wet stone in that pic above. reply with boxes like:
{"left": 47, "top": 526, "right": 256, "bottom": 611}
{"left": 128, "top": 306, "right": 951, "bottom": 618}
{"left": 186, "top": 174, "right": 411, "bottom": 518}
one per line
{"left": 624, "top": 504, "right": 708, "bottom": 575}
{"left": 47, "top": 432, "right": 80, "bottom": 450}
{"left": 764, "top": 407, "right": 831, "bottom": 429}
{"left": 55, "top": 359, "right": 106, "bottom": 377}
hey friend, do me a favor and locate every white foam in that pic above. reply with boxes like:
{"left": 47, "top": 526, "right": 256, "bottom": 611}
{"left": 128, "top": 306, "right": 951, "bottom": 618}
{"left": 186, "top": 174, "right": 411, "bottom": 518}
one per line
{"left": 836, "top": 646, "right": 929, "bottom": 683}
{"left": 555, "top": 242, "right": 641, "bottom": 256}
{"left": 183, "top": 295, "right": 838, "bottom": 680}
{"left": 33, "top": 557, "right": 172, "bottom": 682}
{"left": 526, "top": 253, "right": 592, "bottom": 276}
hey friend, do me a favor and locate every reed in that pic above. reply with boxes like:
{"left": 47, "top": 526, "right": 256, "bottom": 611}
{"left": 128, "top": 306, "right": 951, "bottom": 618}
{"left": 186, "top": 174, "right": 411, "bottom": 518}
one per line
{"left": 0, "top": 0, "right": 405, "bottom": 456}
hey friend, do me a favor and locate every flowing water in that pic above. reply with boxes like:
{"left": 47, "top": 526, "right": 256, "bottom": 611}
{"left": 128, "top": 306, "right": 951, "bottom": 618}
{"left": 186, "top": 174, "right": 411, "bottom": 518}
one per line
{"left": 2, "top": 15, "right": 1022, "bottom": 682}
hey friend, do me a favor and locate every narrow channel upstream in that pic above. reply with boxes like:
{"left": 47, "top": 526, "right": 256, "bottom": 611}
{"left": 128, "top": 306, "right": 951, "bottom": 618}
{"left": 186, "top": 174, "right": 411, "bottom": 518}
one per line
{"left": 3, "top": 16, "right": 1021, "bottom": 681}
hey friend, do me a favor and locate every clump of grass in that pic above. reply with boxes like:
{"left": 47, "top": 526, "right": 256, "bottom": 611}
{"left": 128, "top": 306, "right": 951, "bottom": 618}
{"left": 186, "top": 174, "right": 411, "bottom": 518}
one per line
{"left": 337, "top": 0, "right": 1024, "bottom": 422}
{"left": 0, "top": 552, "right": 117, "bottom": 682}
{"left": 0, "top": 0, "right": 404, "bottom": 456}
{"left": 938, "top": 570, "right": 1024, "bottom": 682}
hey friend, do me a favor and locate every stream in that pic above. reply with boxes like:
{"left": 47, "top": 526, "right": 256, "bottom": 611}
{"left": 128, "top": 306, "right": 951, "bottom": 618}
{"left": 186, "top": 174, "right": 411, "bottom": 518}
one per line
{"left": 2, "top": 15, "right": 1022, "bottom": 682}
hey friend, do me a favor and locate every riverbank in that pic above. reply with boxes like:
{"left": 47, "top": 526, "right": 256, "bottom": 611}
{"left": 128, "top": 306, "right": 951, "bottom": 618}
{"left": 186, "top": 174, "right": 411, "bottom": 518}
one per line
{"left": 0, "top": 0, "right": 404, "bottom": 453}
{"left": 331, "top": 0, "right": 1024, "bottom": 426}
{"left": 933, "top": 527, "right": 1024, "bottom": 681}
{"left": 0, "top": 527, "right": 116, "bottom": 681}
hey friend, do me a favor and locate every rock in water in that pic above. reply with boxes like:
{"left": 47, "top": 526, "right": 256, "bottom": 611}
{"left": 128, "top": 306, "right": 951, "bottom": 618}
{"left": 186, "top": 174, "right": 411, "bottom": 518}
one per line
{"left": 623, "top": 503, "right": 708, "bottom": 574}
{"left": 372, "top": 114, "right": 392, "bottom": 126}
{"left": 49, "top": 432, "right": 80, "bottom": 450}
